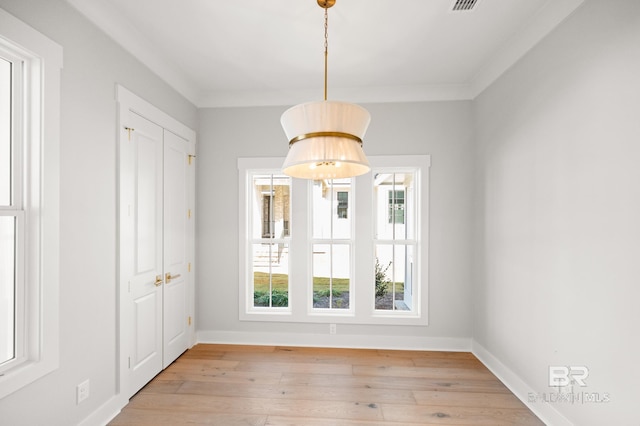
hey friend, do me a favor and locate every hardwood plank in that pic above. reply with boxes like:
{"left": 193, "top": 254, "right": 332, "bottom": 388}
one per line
{"left": 381, "top": 404, "right": 544, "bottom": 425}
{"left": 155, "top": 370, "right": 283, "bottom": 385}
{"left": 191, "top": 344, "right": 277, "bottom": 353}
{"left": 410, "top": 357, "right": 485, "bottom": 369}
{"left": 274, "top": 346, "right": 376, "bottom": 356}
{"left": 265, "top": 415, "right": 434, "bottom": 426}
{"left": 235, "top": 360, "right": 353, "bottom": 375}
{"left": 109, "top": 408, "right": 267, "bottom": 426}
{"left": 178, "top": 349, "right": 225, "bottom": 361}
{"left": 222, "top": 347, "right": 416, "bottom": 367}
{"left": 280, "top": 372, "right": 512, "bottom": 393}
{"left": 376, "top": 349, "right": 477, "bottom": 360}
{"left": 353, "top": 365, "right": 497, "bottom": 381}
{"left": 178, "top": 380, "right": 417, "bottom": 404}
{"left": 126, "top": 393, "right": 385, "bottom": 422}
{"left": 168, "top": 358, "right": 240, "bottom": 371}
{"left": 413, "top": 390, "right": 526, "bottom": 409}
{"left": 139, "top": 379, "right": 184, "bottom": 394}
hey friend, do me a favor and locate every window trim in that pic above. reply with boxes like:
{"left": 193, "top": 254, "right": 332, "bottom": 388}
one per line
{"left": 238, "top": 155, "right": 430, "bottom": 326}
{"left": 0, "top": 8, "right": 62, "bottom": 400}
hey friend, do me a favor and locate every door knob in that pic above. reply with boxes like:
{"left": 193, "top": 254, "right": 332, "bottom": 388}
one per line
{"left": 165, "top": 272, "right": 181, "bottom": 283}
{"left": 154, "top": 275, "right": 163, "bottom": 287}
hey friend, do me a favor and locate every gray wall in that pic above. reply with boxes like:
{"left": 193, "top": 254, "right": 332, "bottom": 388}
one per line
{"left": 0, "top": 0, "right": 197, "bottom": 425}
{"left": 196, "top": 101, "right": 475, "bottom": 345}
{"left": 473, "top": 0, "right": 640, "bottom": 424}
{"left": 1, "top": 0, "right": 637, "bottom": 424}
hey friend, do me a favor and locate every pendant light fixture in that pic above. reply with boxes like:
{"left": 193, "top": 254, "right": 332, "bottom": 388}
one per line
{"left": 281, "top": 0, "right": 371, "bottom": 179}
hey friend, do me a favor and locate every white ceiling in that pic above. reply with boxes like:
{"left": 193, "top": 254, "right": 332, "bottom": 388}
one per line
{"left": 65, "top": 0, "right": 584, "bottom": 107}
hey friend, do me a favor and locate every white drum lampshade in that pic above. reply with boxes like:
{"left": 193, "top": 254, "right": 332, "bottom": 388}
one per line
{"left": 281, "top": 100, "right": 371, "bottom": 179}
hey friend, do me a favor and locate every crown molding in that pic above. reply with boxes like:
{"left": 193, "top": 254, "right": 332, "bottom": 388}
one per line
{"left": 65, "top": 0, "right": 200, "bottom": 105}
{"left": 65, "top": 0, "right": 584, "bottom": 108}
{"left": 469, "top": 0, "right": 585, "bottom": 98}
{"left": 197, "top": 83, "right": 474, "bottom": 108}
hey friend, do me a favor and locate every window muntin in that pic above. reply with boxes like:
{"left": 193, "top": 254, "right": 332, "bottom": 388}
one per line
{"left": 311, "top": 179, "right": 352, "bottom": 311}
{"left": 374, "top": 172, "right": 417, "bottom": 312}
{"left": 250, "top": 174, "right": 291, "bottom": 309}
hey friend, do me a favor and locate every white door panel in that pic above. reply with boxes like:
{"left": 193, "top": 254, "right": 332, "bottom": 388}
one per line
{"left": 164, "top": 277, "right": 186, "bottom": 349}
{"left": 135, "top": 134, "right": 160, "bottom": 273}
{"left": 162, "top": 130, "right": 189, "bottom": 367}
{"left": 133, "top": 291, "right": 160, "bottom": 364}
{"left": 127, "top": 112, "right": 163, "bottom": 394}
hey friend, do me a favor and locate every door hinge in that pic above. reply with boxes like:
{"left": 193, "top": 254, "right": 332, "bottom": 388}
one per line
{"left": 124, "top": 127, "right": 134, "bottom": 141}
{"left": 188, "top": 154, "right": 196, "bottom": 165}
{"left": 128, "top": 356, "right": 131, "bottom": 369}
{"left": 188, "top": 316, "right": 192, "bottom": 326}
{"left": 188, "top": 209, "right": 191, "bottom": 219}
{"left": 188, "top": 262, "right": 191, "bottom": 272}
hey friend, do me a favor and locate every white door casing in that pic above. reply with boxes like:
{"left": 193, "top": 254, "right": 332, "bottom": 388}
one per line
{"left": 117, "top": 86, "right": 196, "bottom": 399}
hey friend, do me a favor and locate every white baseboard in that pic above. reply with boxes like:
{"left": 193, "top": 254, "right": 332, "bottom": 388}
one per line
{"left": 197, "top": 330, "right": 472, "bottom": 352}
{"left": 471, "top": 340, "right": 573, "bottom": 426}
{"left": 78, "top": 394, "right": 127, "bottom": 426}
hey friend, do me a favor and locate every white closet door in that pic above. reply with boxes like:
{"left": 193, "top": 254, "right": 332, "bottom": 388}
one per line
{"left": 118, "top": 86, "right": 195, "bottom": 400}
{"left": 125, "top": 112, "right": 164, "bottom": 394}
{"left": 162, "top": 130, "right": 190, "bottom": 367}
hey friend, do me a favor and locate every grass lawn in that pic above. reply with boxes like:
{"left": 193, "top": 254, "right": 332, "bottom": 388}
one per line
{"left": 253, "top": 272, "right": 403, "bottom": 293}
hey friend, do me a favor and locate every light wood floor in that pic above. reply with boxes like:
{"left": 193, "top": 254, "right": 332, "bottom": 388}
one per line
{"left": 109, "top": 344, "right": 544, "bottom": 426}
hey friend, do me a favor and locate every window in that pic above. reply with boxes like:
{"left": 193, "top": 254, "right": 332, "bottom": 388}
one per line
{"left": 388, "top": 190, "right": 405, "bottom": 224}
{"left": 375, "top": 174, "right": 414, "bottom": 311}
{"left": 312, "top": 179, "right": 352, "bottom": 310}
{"left": 0, "top": 48, "right": 22, "bottom": 370}
{"left": 337, "top": 191, "right": 348, "bottom": 219}
{"left": 0, "top": 9, "right": 62, "bottom": 399}
{"left": 250, "top": 173, "right": 291, "bottom": 308}
{"left": 239, "top": 155, "right": 430, "bottom": 325}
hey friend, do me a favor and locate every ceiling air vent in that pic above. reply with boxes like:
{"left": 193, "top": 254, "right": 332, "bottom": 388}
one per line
{"left": 451, "top": 0, "right": 480, "bottom": 11}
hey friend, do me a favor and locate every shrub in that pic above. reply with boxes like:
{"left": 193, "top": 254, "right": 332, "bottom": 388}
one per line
{"left": 254, "top": 289, "right": 288, "bottom": 307}
{"left": 375, "top": 258, "right": 392, "bottom": 299}
{"left": 314, "top": 288, "right": 342, "bottom": 298}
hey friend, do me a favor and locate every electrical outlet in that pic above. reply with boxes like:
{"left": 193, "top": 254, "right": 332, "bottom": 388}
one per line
{"left": 77, "top": 379, "right": 90, "bottom": 404}
{"left": 329, "top": 323, "right": 337, "bottom": 335}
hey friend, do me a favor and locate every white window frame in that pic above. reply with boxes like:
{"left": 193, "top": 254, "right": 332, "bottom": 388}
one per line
{"left": 309, "top": 177, "right": 356, "bottom": 316}
{"left": 239, "top": 155, "right": 430, "bottom": 326}
{"left": 0, "top": 8, "right": 62, "bottom": 399}
{"left": 371, "top": 166, "right": 420, "bottom": 318}
{"left": 246, "top": 170, "right": 292, "bottom": 313}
